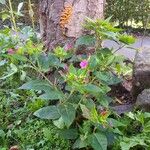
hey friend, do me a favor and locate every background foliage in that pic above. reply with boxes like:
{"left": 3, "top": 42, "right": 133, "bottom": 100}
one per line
{"left": 0, "top": 0, "right": 38, "bottom": 29}
{"left": 105, "top": 0, "right": 150, "bottom": 29}
{"left": 0, "top": 0, "right": 149, "bottom": 29}
{"left": 0, "top": 0, "right": 150, "bottom": 150}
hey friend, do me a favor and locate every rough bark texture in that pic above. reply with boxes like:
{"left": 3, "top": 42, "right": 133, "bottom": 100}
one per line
{"left": 132, "top": 48, "right": 150, "bottom": 100}
{"left": 136, "top": 89, "right": 150, "bottom": 112}
{"left": 39, "top": 0, "right": 105, "bottom": 50}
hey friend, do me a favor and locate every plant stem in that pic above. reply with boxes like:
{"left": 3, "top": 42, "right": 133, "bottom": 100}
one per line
{"left": 27, "top": 58, "right": 54, "bottom": 87}
{"left": 113, "top": 44, "right": 126, "bottom": 54}
{"left": 8, "top": 0, "right": 17, "bottom": 30}
{"left": 28, "top": 0, "right": 35, "bottom": 29}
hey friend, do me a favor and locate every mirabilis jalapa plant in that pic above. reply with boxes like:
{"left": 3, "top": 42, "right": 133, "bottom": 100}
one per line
{"left": 19, "top": 18, "right": 136, "bottom": 150}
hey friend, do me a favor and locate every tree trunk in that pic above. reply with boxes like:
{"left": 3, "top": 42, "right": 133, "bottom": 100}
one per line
{"left": 39, "top": 0, "right": 105, "bottom": 50}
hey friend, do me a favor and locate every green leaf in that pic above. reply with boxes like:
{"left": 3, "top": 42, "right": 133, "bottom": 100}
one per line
{"left": 0, "top": 60, "right": 7, "bottom": 67}
{"left": 54, "top": 46, "right": 67, "bottom": 57}
{"left": 1, "top": 148, "right": 6, "bottom": 150}
{"left": 82, "top": 98, "right": 95, "bottom": 110}
{"left": 38, "top": 53, "right": 64, "bottom": 71}
{"left": 113, "top": 128, "right": 123, "bottom": 135}
{"left": 84, "top": 84, "right": 103, "bottom": 94}
{"left": 120, "top": 136, "right": 147, "bottom": 150}
{"left": 21, "top": 26, "right": 35, "bottom": 37}
{"left": 69, "top": 64, "right": 76, "bottom": 74}
{"left": 0, "top": 129, "right": 5, "bottom": 139}
{"left": 89, "top": 55, "right": 99, "bottom": 69}
{"left": 106, "top": 55, "right": 115, "bottom": 66}
{"left": 59, "top": 129, "right": 78, "bottom": 139}
{"left": 75, "top": 35, "right": 95, "bottom": 47}
{"left": 58, "top": 104, "right": 76, "bottom": 128}
{"left": 126, "top": 112, "right": 135, "bottom": 120}
{"left": 0, "top": 63, "right": 17, "bottom": 80}
{"left": 119, "top": 35, "right": 136, "bottom": 45}
{"left": 88, "top": 133, "right": 107, "bottom": 150}
{"left": 120, "top": 141, "right": 134, "bottom": 150}
{"left": 19, "top": 80, "right": 63, "bottom": 100}
{"left": 12, "top": 54, "right": 27, "bottom": 62}
{"left": 34, "top": 106, "right": 60, "bottom": 120}
{"left": 107, "top": 118, "right": 126, "bottom": 127}
{"left": 144, "top": 112, "right": 150, "bottom": 118}
{"left": 2, "top": 13, "right": 10, "bottom": 21}
{"left": 43, "top": 128, "right": 53, "bottom": 140}
{"left": 95, "top": 71, "right": 122, "bottom": 85}
{"left": 20, "top": 70, "right": 26, "bottom": 81}
{"left": 73, "top": 138, "right": 88, "bottom": 149}
{"left": 48, "top": 53, "right": 63, "bottom": 67}
{"left": 19, "top": 80, "right": 52, "bottom": 92}
{"left": 115, "top": 63, "right": 121, "bottom": 74}
{"left": 38, "top": 54, "right": 50, "bottom": 72}
{"left": 96, "top": 94, "right": 112, "bottom": 107}
{"left": 39, "top": 90, "right": 64, "bottom": 100}
{"left": 80, "top": 104, "right": 91, "bottom": 119}
{"left": 53, "top": 117, "right": 65, "bottom": 129}
{"left": 143, "top": 120, "right": 150, "bottom": 133}
{"left": 100, "top": 84, "right": 111, "bottom": 93}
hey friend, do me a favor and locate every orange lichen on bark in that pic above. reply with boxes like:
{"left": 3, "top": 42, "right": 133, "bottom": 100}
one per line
{"left": 59, "top": 3, "right": 73, "bottom": 29}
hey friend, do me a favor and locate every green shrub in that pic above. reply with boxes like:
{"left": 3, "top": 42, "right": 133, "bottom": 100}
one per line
{"left": 0, "top": 25, "right": 70, "bottom": 150}
{"left": 105, "top": 0, "right": 150, "bottom": 29}
{"left": 0, "top": 0, "right": 38, "bottom": 28}
{"left": 0, "top": 10, "right": 149, "bottom": 149}
{"left": 16, "top": 18, "right": 137, "bottom": 150}
{"left": 0, "top": 96, "right": 70, "bottom": 150}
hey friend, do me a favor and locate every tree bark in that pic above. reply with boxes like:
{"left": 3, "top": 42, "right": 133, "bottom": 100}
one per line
{"left": 39, "top": 0, "right": 105, "bottom": 50}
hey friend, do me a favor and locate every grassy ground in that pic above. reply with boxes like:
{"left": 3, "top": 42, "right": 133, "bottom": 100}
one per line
{"left": 0, "top": 90, "right": 71, "bottom": 150}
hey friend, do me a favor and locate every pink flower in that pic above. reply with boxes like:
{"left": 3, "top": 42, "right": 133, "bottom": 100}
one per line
{"left": 80, "top": 60, "right": 88, "bottom": 69}
{"left": 64, "top": 43, "right": 73, "bottom": 51}
{"left": 7, "top": 49, "right": 15, "bottom": 55}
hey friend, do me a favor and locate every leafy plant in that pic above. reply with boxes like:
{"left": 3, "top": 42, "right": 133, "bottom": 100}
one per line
{"left": 0, "top": 10, "right": 149, "bottom": 149}
{"left": 17, "top": 18, "right": 136, "bottom": 150}
{"left": 0, "top": 91, "right": 70, "bottom": 149}
{"left": 113, "top": 111, "right": 150, "bottom": 150}
{"left": 0, "top": 0, "right": 24, "bottom": 30}
{"left": 106, "top": 0, "right": 150, "bottom": 29}
{"left": 1, "top": 4, "right": 147, "bottom": 148}
{"left": 28, "top": 0, "right": 35, "bottom": 29}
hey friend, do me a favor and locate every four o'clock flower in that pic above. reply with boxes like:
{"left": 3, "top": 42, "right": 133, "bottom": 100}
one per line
{"left": 64, "top": 43, "right": 73, "bottom": 51}
{"left": 80, "top": 60, "right": 88, "bottom": 69}
{"left": 7, "top": 48, "right": 15, "bottom": 55}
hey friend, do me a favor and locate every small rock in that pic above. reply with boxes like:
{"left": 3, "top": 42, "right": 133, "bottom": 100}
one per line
{"left": 136, "top": 89, "right": 150, "bottom": 112}
{"left": 111, "top": 104, "right": 134, "bottom": 114}
{"left": 10, "top": 145, "right": 19, "bottom": 150}
{"left": 122, "top": 79, "right": 132, "bottom": 92}
{"left": 132, "top": 48, "right": 150, "bottom": 100}
{"left": 7, "top": 124, "right": 14, "bottom": 129}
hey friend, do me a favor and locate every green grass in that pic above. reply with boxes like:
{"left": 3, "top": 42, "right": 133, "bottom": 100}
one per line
{"left": 0, "top": 91, "right": 71, "bottom": 150}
